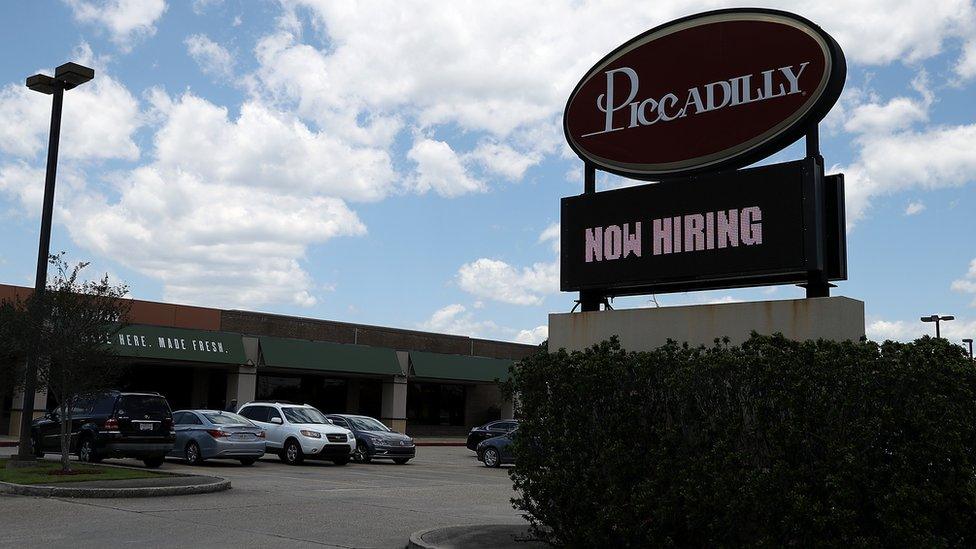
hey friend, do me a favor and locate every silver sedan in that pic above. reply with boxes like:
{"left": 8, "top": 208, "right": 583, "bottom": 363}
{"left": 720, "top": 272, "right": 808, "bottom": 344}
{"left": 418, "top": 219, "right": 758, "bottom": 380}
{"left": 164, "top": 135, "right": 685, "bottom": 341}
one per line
{"left": 169, "top": 410, "right": 266, "bottom": 466}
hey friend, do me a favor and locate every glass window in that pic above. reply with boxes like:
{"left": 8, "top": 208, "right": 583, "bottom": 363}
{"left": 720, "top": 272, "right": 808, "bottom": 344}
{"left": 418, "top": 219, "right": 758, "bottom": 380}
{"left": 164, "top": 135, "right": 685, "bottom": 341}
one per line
{"left": 184, "top": 413, "right": 203, "bottom": 425}
{"left": 240, "top": 406, "right": 269, "bottom": 422}
{"left": 173, "top": 412, "right": 186, "bottom": 424}
{"left": 117, "top": 395, "right": 171, "bottom": 417}
{"left": 281, "top": 407, "right": 328, "bottom": 424}
{"left": 70, "top": 394, "right": 94, "bottom": 416}
{"left": 348, "top": 416, "right": 391, "bottom": 432}
{"left": 91, "top": 394, "right": 118, "bottom": 416}
{"left": 328, "top": 416, "right": 349, "bottom": 428}
{"left": 268, "top": 407, "right": 282, "bottom": 422}
{"left": 204, "top": 412, "right": 254, "bottom": 426}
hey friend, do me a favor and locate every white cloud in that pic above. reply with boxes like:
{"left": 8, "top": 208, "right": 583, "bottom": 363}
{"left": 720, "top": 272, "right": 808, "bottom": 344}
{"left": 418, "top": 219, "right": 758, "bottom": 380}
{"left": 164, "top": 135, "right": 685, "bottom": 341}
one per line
{"left": 515, "top": 325, "right": 548, "bottom": 345}
{"left": 867, "top": 317, "right": 976, "bottom": 343}
{"left": 0, "top": 90, "right": 390, "bottom": 309}
{"left": 904, "top": 201, "right": 926, "bottom": 215}
{"left": 419, "top": 304, "right": 498, "bottom": 337}
{"left": 538, "top": 222, "right": 560, "bottom": 254}
{"left": 63, "top": 168, "right": 366, "bottom": 308}
{"left": 0, "top": 66, "right": 141, "bottom": 162}
{"left": 147, "top": 91, "right": 395, "bottom": 202}
{"left": 65, "top": 0, "right": 168, "bottom": 50}
{"left": 407, "top": 137, "right": 485, "bottom": 197}
{"left": 952, "top": 258, "right": 976, "bottom": 307}
{"left": 467, "top": 142, "right": 541, "bottom": 181}
{"left": 955, "top": 39, "right": 976, "bottom": 83}
{"left": 843, "top": 96, "right": 929, "bottom": 135}
{"left": 841, "top": 124, "right": 976, "bottom": 225}
{"left": 456, "top": 224, "right": 560, "bottom": 306}
{"left": 457, "top": 258, "right": 558, "bottom": 306}
{"left": 256, "top": 0, "right": 976, "bottom": 144}
{"left": 184, "top": 34, "right": 235, "bottom": 79}
{"left": 192, "top": 0, "right": 222, "bottom": 14}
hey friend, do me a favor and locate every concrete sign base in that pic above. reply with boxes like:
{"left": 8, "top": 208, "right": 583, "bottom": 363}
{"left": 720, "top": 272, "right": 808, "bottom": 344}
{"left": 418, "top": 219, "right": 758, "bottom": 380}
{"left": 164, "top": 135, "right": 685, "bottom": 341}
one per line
{"left": 549, "top": 296, "right": 865, "bottom": 353}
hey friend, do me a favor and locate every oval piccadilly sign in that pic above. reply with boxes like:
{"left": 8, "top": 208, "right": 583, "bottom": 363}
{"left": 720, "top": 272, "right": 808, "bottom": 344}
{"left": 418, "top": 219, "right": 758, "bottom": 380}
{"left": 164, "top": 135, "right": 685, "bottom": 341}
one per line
{"left": 563, "top": 9, "right": 846, "bottom": 180}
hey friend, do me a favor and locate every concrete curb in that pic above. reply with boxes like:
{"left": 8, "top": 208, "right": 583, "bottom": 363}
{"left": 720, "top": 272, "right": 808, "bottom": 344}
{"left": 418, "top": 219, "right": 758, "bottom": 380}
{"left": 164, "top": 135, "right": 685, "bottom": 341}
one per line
{"left": 408, "top": 526, "right": 442, "bottom": 549}
{"left": 414, "top": 441, "right": 466, "bottom": 447}
{"left": 0, "top": 475, "right": 230, "bottom": 498}
{"left": 408, "top": 524, "right": 548, "bottom": 549}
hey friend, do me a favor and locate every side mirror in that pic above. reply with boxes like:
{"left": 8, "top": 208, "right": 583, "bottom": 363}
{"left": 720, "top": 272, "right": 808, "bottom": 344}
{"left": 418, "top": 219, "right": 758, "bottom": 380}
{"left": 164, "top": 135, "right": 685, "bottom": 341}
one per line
{"left": 270, "top": 417, "right": 283, "bottom": 425}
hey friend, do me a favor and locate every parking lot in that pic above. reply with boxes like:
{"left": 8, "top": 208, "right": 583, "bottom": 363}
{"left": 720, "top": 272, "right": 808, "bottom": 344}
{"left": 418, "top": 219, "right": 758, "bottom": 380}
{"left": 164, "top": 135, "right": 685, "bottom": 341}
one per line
{"left": 0, "top": 445, "right": 525, "bottom": 548}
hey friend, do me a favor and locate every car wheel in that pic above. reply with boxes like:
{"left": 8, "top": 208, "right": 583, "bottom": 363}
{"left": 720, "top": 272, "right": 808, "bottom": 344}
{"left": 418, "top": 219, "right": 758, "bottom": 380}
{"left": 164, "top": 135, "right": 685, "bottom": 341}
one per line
{"left": 352, "top": 442, "right": 371, "bottom": 463}
{"left": 284, "top": 439, "right": 304, "bottom": 465}
{"left": 30, "top": 434, "right": 44, "bottom": 458}
{"left": 184, "top": 441, "right": 204, "bottom": 465}
{"left": 78, "top": 437, "right": 99, "bottom": 463}
{"left": 143, "top": 456, "right": 164, "bottom": 468}
{"left": 331, "top": 456, "right": 350, "bottom": 466}
{"left": 483, "top": 447, "right": 501, "bottom": 468}
{"left": 393, "top": 458, "right": 410, "bottom": 465}
{"left": 238, "top": 457, "right": 257, "bottom": 466}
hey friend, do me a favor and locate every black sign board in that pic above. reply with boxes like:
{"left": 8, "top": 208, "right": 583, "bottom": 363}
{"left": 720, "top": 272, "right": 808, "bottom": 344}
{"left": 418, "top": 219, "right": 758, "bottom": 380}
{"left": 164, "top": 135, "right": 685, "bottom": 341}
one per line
{"left": 561, "top": 158, "right": 846, "bottom": 295}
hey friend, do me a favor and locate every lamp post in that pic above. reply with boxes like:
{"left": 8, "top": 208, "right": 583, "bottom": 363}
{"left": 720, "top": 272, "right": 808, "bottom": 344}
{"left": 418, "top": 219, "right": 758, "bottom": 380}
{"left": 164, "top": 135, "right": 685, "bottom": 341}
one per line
{"left": 920, "top": 314, "right": 954, "bottom": 339}
{"left": 10, "top": 63, "right": 94, "bottom": 466}
{"left": 964, "top": 338, "right": 974, "bottom": 361}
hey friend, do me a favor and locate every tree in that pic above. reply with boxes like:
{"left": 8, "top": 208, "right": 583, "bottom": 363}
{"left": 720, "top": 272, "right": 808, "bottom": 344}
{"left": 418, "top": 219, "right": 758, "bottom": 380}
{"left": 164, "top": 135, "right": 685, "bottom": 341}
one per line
{"left": 0, "top": 298, "right": 27, "bottom": 398}
{"left": 13, "top": 254, "right": 130, "bottom": 472}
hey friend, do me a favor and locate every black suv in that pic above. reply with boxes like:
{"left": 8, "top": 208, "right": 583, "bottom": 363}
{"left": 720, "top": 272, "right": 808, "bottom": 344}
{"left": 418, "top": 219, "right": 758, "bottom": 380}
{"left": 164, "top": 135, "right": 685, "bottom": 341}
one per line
{"left": 466, "top": 419, "right": 518, "bottom": 451}
{"left": 30, "top": 391, "right": 176, "bottom": 468}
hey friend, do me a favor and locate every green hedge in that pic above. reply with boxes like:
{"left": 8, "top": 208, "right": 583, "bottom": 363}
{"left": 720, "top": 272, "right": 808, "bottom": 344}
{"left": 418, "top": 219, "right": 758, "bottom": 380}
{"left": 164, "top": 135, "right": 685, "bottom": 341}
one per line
{"left": 508, "top": 335, "right": 976, "bottom": 547}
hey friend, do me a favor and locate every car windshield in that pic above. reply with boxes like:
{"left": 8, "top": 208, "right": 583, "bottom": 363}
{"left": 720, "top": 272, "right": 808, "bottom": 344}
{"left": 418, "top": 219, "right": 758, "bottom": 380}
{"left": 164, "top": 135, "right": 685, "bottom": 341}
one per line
{"left": 282, "top": 407, "right": 328, "bottom": 424}
{"left": 204, "top": 412, "right": 254, "bottom": 426}
{"left": 118, "top": 395, "right": 169, "bottom": 417}
{"left": 348, "top": 416, "right": 390, "bottom": 432}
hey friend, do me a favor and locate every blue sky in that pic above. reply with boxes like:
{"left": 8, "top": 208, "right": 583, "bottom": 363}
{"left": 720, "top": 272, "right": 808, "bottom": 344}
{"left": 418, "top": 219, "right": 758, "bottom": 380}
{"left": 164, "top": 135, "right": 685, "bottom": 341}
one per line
{"left": 0, "top": 0, "right": 974, "bottom": 345}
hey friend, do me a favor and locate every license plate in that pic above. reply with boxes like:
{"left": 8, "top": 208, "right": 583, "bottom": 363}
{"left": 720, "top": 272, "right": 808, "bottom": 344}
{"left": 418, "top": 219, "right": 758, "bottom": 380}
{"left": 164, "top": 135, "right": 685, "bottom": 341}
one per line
{"left": 139, "top": 423, "right": 152, "bottom": 431}
{"left": 231, "top": 434, "right": 247, "bottom": 441}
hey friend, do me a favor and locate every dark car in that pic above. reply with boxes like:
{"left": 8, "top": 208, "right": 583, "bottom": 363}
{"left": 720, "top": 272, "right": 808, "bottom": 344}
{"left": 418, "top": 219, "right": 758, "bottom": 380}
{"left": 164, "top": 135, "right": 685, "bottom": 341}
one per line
{"left": 327, "top": 414, "right": 415, "bottom": 464}
{"left": 466, "top": 419, "right": 518, "bottom": 451}
{"left": 477, "top": 430, "right": 516, "bottom": 468}
{"left": 30, "top": 391, "right": 176, "bottom": 468}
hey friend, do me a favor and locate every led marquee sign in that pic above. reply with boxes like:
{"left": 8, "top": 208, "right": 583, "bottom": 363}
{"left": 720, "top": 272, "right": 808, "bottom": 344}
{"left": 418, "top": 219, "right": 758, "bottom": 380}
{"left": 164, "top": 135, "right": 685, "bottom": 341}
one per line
{"left": 563, "top": 9, "right": 846, "bottom": 180}
{"left": 561, "top": 159, "right": 847, "bottom": 295}
{"left": 561, "top": 8, "right": 848, "bottom": 303}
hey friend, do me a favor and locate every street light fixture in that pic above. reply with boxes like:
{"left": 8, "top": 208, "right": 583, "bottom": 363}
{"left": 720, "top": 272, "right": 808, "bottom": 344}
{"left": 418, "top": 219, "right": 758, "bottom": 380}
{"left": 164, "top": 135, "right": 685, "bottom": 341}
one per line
{"left": 920, "top": 314, "right": 954, "bottom": 339}
{"left": 964, "top": 338, "right": 974, "bottom": 361}
{"left": 10, "top": 62, "right": 94, "bottom": 467}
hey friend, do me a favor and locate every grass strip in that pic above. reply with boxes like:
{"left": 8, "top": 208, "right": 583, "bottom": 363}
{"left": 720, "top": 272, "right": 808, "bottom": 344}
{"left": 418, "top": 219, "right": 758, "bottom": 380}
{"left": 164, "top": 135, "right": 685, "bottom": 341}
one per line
{"left": 0, "top": 458, "right": 167, "bottom": 485}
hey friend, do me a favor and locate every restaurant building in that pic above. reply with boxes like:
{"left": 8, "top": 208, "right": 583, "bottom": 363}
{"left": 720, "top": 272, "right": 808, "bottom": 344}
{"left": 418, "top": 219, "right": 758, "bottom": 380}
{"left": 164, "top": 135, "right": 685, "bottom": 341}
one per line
{"left": 0, "top": 284, "right": 535, "bottom": 438}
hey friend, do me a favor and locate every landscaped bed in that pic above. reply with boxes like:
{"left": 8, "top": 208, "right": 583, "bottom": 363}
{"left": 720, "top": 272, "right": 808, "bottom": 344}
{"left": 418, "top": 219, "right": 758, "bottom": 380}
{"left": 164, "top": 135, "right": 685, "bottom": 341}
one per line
{"left": 0, "top": 458, "right": 169, "bottom": 485}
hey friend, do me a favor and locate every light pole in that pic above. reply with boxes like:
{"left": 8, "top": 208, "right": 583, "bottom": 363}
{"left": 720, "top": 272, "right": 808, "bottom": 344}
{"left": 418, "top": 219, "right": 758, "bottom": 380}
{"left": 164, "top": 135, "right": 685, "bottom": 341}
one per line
{"left": 964, "top": 338, "right": 974, "bottom": 361}
{"left": 10, "top": 62, "right": 94, "bottom": 466}
{"left": 920, "top": 314, "right": 954, "bottom": 339}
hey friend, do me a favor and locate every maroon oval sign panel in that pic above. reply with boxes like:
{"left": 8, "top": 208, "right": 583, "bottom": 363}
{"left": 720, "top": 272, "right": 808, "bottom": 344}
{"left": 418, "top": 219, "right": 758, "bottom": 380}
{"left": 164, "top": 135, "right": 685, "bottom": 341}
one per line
{"left": 564, "top": 9, "right": 846, "bottom": 180}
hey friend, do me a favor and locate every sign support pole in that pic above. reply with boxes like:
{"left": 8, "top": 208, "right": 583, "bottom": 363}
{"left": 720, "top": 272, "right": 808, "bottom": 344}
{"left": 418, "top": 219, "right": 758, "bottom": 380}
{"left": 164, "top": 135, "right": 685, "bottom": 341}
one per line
{"left": 580, "top": 163, "right": 604, "bottom": 312}
{"left": 802, "top": 125, "right": 832, "bottom": 299}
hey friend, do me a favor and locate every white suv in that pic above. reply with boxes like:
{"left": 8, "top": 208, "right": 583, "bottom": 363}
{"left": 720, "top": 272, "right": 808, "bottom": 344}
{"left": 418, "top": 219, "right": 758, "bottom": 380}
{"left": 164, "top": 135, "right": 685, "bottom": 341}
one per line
{"left": 237, "top": 402, "right": 355, "bottom": 465}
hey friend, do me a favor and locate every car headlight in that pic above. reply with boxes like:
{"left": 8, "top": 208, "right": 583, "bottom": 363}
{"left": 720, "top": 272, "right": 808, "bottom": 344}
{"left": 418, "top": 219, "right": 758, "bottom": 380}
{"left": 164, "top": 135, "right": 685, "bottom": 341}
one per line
{"left": 300, "top": 430, "right": 321, "bottom": 438}
{"left": 346, "top": 432, "right": 353, "bottom": 441}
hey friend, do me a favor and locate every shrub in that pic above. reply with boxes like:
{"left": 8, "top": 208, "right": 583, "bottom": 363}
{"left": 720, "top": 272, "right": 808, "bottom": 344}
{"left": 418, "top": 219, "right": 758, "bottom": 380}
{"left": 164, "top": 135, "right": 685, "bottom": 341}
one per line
{"left": 508, "top": 334, "right": 976, "bottom": 547}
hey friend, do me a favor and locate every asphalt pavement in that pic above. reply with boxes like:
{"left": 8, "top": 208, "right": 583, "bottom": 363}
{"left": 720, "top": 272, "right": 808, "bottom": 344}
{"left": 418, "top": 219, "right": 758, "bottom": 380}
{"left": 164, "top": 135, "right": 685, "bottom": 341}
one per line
{"left": 0, "top": 445, "right": 526, "bottom": 548}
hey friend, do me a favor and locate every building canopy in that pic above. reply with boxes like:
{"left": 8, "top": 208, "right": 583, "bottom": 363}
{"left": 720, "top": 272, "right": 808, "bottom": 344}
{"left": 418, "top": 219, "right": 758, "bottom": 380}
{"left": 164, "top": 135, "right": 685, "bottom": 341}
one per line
{"left": 409, "top": 351, "right": 512, "bottom": 382}
{"left": 259, "top": 336, "right": 402, "bottom": 376}
{"left": 109, "top": 324, "right": 246, "bottom": 364}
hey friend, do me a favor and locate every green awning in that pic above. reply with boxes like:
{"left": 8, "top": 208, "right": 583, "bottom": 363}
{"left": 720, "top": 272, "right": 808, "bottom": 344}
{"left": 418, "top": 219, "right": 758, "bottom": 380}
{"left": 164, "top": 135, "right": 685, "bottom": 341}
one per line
{"left": 410, "top": 351, "right": 512, "bottom": 382}
{"left": 109, "top": 324, "right": 246, "bottom": 364}
{"left": 259, "top": 336, "right": 402, "bottom": 375}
